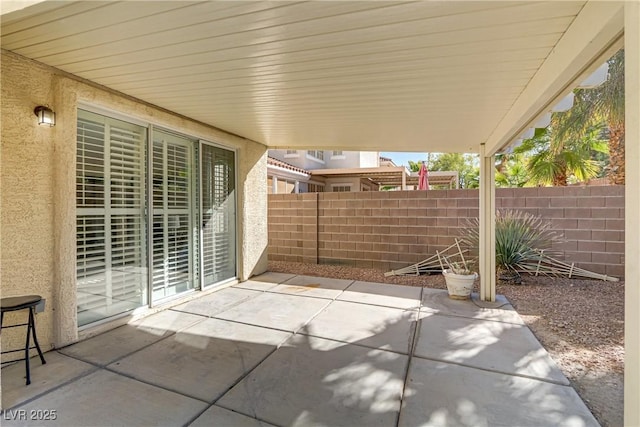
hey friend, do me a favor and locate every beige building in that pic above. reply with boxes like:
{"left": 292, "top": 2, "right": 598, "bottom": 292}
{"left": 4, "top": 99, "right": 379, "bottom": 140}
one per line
{"left": 268, "top": 149, "right": 383, "bottom": 193}
{"left": 0, "top": 2, "right": 638, "bottom": 424}
{"left": 267, "top": 153, "right": 458, "bottom": 193}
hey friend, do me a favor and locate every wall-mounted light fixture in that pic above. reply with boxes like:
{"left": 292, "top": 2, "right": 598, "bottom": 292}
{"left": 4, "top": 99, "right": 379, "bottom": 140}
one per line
{"left": 34, "top": 105, "right": 55, "bottom": 126}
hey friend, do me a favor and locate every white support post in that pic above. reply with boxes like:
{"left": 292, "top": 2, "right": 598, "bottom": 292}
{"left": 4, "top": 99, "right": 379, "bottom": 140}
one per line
{"left": 625, "top": 2, "right": 640, "bottom": 425}
{"left": 401, "top": 170, "right": 406, "bottom": 190}
{"left": 272, "top": 176, "right": 278, "bottom": 194}
{"left": 479, "top": 144, "right": 496, "bottom": 301}
{"left": 294, "top": 181, "right": 300, "bottom": 194}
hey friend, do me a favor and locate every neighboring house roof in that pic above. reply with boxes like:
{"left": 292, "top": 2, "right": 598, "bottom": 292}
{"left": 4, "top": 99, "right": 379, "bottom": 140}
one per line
{"left": 267, "top": 156, "right": 310, "bottom": 176}
{"left": 408, "top": 170, "right": 459, "bottom": 188}
{"left": 379, "top": 156, "right": 397, "bottom": 167}
{"left": 310, "top": 167, "right": 459, "bottom": 188}
{"left": 268, "top": 156, "right": 458, "bottom": 188}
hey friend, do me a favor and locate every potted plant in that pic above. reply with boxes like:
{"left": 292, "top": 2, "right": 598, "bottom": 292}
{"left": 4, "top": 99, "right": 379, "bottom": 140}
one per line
{"left": 460, "top": 210, "right": 564, "bottom": 284}
{"left": 439, "top": 255, "right": 478, "bottom": 300}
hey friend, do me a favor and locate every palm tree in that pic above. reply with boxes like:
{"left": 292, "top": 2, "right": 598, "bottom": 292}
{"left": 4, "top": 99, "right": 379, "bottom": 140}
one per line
{"left": 495, "top": 153, "right": 531, "bottom": 187}
{"left": 523, "top": 122, "right": 608, "bottom": 186}
{"left": 554, "top": 49, "right": 625, "bottom": 184}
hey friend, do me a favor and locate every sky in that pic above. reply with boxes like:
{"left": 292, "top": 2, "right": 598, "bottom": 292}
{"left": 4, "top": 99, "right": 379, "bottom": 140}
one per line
{"left": 380, "top": 152, "right": 428, "bottom": 167}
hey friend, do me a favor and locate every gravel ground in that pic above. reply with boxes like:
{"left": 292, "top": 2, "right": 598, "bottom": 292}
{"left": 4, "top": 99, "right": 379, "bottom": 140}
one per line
{"left": 268, "top": 261, "right": 624, "bottom": 427}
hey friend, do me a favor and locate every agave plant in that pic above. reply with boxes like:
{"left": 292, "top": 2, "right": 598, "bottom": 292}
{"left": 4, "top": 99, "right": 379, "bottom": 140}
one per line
{"left": 461, "top": 210, "right": 564, "bottom": 281}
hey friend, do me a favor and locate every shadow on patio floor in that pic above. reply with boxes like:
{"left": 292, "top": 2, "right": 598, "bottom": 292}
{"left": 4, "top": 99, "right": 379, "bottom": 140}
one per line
{"left": 1, "top": 273, "right": 598, "bottom": 427}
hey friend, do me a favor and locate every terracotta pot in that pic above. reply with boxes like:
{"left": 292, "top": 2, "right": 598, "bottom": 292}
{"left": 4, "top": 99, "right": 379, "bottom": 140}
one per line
{"left": 443, "top": 270, "right": 478, "bottom": 300}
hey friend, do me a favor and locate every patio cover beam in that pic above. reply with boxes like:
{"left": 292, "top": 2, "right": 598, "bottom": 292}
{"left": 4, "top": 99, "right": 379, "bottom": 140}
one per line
{"left": 484, "top": 1, "right": 624, "bottom": 155}
{"left": 625, "top": 2, "right": 640, "bottom": 425}
{"left": 0, "top": 0, "right": 47, "bottom": 15}
{"left": 479, "top": 144, "right": 496, "bottom": 302}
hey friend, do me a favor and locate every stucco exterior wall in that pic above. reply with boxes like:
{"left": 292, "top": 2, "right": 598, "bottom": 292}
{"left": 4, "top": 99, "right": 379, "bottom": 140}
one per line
{"left": 324, "top": 177, "right": 367, "bottom": 192}
{"left": 239, "top": 142, "right": 269, "bottom": 280}
{"left": 1, "top": 49, "right": 57, "bottom": 358}
{"left": 325, "top": 151, "right": 363, "bottom": 168}
{"left": 269, "top": 149, "right": 380, "bottom": 170}
{"left": 1, "top": 50, "right": 268, "bottom": 356}
{"left": 358, "top": 151, "right": 380, "bottom": 168}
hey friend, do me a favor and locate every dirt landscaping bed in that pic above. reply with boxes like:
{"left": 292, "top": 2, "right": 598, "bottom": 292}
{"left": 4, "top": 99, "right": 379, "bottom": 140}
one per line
{"left": 268, "top": 261, "right": 624, "bottom": 427}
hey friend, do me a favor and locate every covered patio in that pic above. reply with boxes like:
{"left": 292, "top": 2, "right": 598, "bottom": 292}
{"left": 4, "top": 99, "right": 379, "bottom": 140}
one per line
{"left": 2, "top": 273, "right": 595, "bottom": 426}
{"left": 1, "top": 1, "right": 639, "bottom": 425}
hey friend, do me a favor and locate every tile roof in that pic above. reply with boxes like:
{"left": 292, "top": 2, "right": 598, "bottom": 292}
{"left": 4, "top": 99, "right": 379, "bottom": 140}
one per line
{"left": 267, "top": 156, "right": 310, "bottom": 175}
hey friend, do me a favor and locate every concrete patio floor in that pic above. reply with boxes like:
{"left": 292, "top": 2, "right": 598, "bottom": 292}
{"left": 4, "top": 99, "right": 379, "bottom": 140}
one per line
{"left": 1, "top": 273, "right": 598, "bottom": 426}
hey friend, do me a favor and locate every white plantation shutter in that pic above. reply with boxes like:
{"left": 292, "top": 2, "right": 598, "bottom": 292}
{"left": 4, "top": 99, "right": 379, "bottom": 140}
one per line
{"left": 201, "top": 143, "right": 236, "bottom": 286}
{"left": 110, "top": 126, "right": 144, "bottom": 209}
{"left": 76, "top": 117, "right": 106, "bottom": 308}
{"left": 76, "top": 110, "right": 236, "bottom": 323}
{"left": 151, "top": 131, "right": 196, "bottom": 301}
{"left": 76, "top": 110, "right": 147, "bottom": 326}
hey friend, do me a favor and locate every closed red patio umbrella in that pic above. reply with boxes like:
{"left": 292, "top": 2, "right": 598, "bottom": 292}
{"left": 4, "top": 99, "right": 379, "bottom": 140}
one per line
{"left": 418, "top": 161, "right": 429, "bottom": 190}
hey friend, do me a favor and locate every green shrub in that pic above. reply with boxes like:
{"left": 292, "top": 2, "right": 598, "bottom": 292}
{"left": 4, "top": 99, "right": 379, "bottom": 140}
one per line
{"left": 461, "top": 210, "right": 563, "bottom": 280}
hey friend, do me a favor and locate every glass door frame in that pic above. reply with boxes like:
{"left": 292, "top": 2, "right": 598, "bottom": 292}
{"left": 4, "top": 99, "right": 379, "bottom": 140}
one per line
{"left": 76, "top": 104, "right": 240, "bottom": 320}
{"left": 76, "top": 104, "right": 151, "bottom": 330}
{"left": 198, "top": 139, "right": 239, "bottom": 289}
{"left": 147, "top": 125, "right": 200, "bottom": 307}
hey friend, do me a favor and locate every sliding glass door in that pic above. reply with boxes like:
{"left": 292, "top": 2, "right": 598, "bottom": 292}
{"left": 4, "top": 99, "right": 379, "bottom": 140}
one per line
{"left": 77, "top": 109, "right": 238, "bottom": 325}
{"left": 76, "top": 110, "right": 148, "bottom": 326}
{"left": 200, "top": 143, "right": 236, "bottom": 287}
{"left": 151, "top": 130, "right": 198, "bottom": 302}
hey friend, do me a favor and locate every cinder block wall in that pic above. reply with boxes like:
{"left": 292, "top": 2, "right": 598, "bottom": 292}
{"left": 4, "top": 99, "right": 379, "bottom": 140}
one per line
{"left": 268, "top": 186, "right": 625, "bottom": 278}
{"left": 498, "top": 186, "right": 624, "bottom": 278}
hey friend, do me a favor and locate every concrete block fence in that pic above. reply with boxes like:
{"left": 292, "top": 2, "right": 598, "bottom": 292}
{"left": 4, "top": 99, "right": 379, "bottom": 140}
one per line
{"left": 267, "top": 186, "right": 625, "bottom": 279}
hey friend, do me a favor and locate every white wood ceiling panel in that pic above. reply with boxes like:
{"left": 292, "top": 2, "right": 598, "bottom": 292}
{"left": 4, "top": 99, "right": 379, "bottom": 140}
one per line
{"left": 120, "top": 48, "right": 549, "bottom": 109}
{"left": 148, "top": 80, "right": 528, "bottom": 107}
{"left": 234, "top": 106, "right": 514, "bottom": 119}
{"left": 81, "top": 43, "right": 552, "bottom": 87}
{"left": 113, "top": 65, "right": 540, "bottom": 97}
{"left": 129, "top": 69, "right": 536, "bottom": 101}
{"left": 3, "top": 2, "right": 246, "bottom": 51}
{"left": 160, "top": 100, "right": 522, "bottom": 121}
{"left": 0, "top": 1, "right": 589, "bottom": 152}
{"left": 164, "top": 94, "right": 513, "bottom": 120}
{"left": 41, "top": 2, "right": 579, "bottom": 75}
{"left": 18, "top": 2, "right": 378, "bottom": 61}
{"left": 1, "top": 2, "right": 192, "bottom": 48}
{"left": 127, "top": 36, "right": 557, "bottom": 99}
{"left": 97, "top": 16, "right": 570, "bottom": 88}
{"left": 165, "top": 100, "right": 520, "bottom": 123}
{"left": 29, "top": 1, "right": 518, "bottom": 67}
{"left": 0, "top": 1, "right": 105, "bottom": 30}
